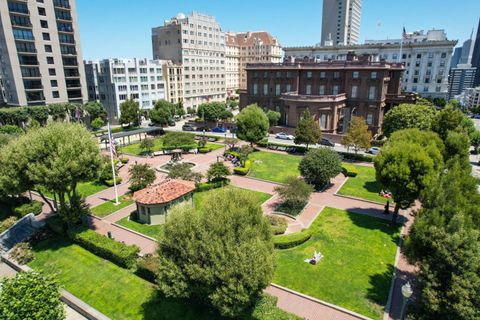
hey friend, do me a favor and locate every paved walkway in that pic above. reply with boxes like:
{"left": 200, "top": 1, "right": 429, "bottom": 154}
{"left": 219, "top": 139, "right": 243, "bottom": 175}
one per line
{"left": 102, "top": 204, "right": 136, "bottom": 223}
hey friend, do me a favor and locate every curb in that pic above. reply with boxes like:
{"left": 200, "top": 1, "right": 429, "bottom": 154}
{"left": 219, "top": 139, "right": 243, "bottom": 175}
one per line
{"left": 333, "top": 193, "right": 386, "bottom": 206}
{"left": 111, "top": 221, "right": 158, "bottom": 243}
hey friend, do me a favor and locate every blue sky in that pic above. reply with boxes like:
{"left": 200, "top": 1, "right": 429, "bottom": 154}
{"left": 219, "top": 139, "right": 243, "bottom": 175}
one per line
{"left": 77, "top": 0, "right": 480, "bottom": 60}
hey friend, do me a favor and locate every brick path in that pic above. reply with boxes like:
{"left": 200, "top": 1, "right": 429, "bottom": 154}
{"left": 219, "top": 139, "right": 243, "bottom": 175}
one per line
{"left": 102, "top": 204, "right": 136, "bottom": 223}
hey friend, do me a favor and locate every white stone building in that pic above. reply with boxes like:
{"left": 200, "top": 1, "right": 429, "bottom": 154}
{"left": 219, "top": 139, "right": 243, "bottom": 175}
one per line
{"left": 465, "top": 87, "right": 480, "bottom": 109}
{"left": 84, "top": 58, "right": 167, "bottom": 123}
{"left": 284, "top": 29, "right": 457, "bottom": 98}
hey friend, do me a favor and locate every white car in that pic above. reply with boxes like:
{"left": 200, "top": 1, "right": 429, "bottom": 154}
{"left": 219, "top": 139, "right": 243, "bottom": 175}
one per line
{"left": 275, "top": 132, "right": 295, "bottom": 140}
{"left": 367, "top": 147, "right": 381, "bottom": 155}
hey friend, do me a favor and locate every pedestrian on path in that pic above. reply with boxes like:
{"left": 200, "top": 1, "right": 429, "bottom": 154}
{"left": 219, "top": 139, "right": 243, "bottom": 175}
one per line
{"left": 384, "top": 200, "right": 390, "bottom": 215}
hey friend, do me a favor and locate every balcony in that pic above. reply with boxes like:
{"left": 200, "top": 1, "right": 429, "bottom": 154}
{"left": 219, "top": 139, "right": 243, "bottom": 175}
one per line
{"left": 53, "top": 0, "right": 71, "bottom": 9}
{"left": 281, "top": 91, "right": 347, "bottom": 103}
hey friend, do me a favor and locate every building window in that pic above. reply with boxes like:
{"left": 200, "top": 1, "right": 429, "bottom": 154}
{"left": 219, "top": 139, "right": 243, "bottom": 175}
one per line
{"left": 44, "top": 45, "right": 52, "bottom": 52}
{"left": 51, "top": 80, "right": 57, "bottom": 87}
{"left": 307, "top": 71, "right": 312, "bottom": 79}
{"left": 253, "top": 83, "right": 258, "bottom": 95}
{"left": 352, "top": 71, "right": 359, "bottom": 79}
{"left": 263, "top": 84, "right": 268, "bottom": 95}
{"left": 42, "top": 33, "right": 50, "bottom": 40}
{"left": 332, "top": 85, "right": 339, "bottom": 95}
{"left": 320, "top": 114, "right": 327, "bottom": 129}
{"left": 416, "top": 54, "right": 422, "bottom": 59}
{"left": 319, "top": 85, "right": 325, "bottom": 95}
{"left": 306, "top": 84, "right": 312, "bottom": 95}
{"left": 320, "top": 71, "right": 326, "bottom": 79}
{"left": 368, "top": 86, "right": 376, "bottom": 100}
{"left": 38, "top": 7, "right": 46, "bottom": 16}
{"left": 12, "top": 28, "right": 34, "bottom": 40}
{"left": 275, "top": 84, "right": 281, "bottom": 96}
{"left": 52, "top": 91, "right": 59, "bottom": 98}
{"left": 366, "top": 112, "right": 373, "bottom": 125}
{"left": 441, "top": 52, "right": 447, "bottom": 58}
{"left": 48, "top": 68, "right": 56, "bottom": 76}
{"left": 286, "top": 84, "right": 292, "bottom": 92}
{"left": 334, "top": 71, "right": 340, "bottom": 79}
{"left": 371, "top": 71, "right": 377, "bottom": 79}
{"left": 46, "top": 57, "right": 54, "bottom": 64}
{"left": 351, "top": 85, "right": 358, "bottom": 98}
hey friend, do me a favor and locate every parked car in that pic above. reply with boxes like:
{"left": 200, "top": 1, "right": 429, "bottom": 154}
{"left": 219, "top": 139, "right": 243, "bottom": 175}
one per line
{"left": 320, "top": 138, "right": 335, "bottom": 147}
{"left": 367, "top": 147, "right": 381, "bottom": 155}
{"left": 275, "top": 132, "right": 295, "bottom": 140}
{"left": 182, "top": 124, "right": 197, "bottom": 131}
{"left": 212, "top": 127, "right": 227, "bottom": 133}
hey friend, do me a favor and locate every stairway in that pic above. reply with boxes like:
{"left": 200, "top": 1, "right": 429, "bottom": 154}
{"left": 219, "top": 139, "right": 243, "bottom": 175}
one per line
{"left": 0, "top": 214, "right": 38, "bottom": 253}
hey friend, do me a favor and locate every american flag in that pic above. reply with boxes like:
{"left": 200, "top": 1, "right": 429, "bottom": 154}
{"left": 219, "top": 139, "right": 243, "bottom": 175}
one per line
{"left": 402, "top": 27, "right": 408, "bottom": 40}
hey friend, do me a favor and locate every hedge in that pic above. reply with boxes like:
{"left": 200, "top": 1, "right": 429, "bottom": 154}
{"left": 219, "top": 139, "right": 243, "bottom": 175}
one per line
{"left": 339, "top": 152, "right": 374, "bottom": 162}
{"left": 135, "top": 254, "right": 159, "bottom": 283}
{"left": 198, "top": 147, "right": 212, "bottom": 153}
{"left": 105, "top": 176, "right": 122, "bottom": 187}
{"left": 342, "top": 163, "right": 359, "bottom": 177}
{"left": 0, "top": 216, "right": 18, "bottom": 234}
{"left": 14, "top": 200, "right": 43, "bottom": 217}
{"left": 196, "top": 178, "right": 229, "bottom": 192}
{"left": 233, "top": 160, "right": 251, "bottom": 175}
{"left": 273, "top": 229, "right": 312, "bottom": 249}
{"left": 67, "top": 227, "right": 139, "bottom": 268}
{"left": 119, "top": 157, "right": 129, "bottom": 164}
{"left": 268, "top": 215, "right": 288, "bottom": 235}
{"left": 45, "top": 216, "right": 66, "bottom": 235}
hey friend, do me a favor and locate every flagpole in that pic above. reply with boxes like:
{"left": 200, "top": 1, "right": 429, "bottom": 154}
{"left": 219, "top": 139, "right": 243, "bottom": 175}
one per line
{"left": 107, "top": 122, "right": 119, "bottom": 205}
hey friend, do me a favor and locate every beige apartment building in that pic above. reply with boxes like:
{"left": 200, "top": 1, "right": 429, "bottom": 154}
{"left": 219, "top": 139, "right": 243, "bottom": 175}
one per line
{"left": 162, "top": 60, "right": 183, "bottom": 105}
{"left": 0, "top": 0, "right": 87, "bottom": 106}
{"left": 226, "top": 31, "right": 282, "bottom": 95}
{"left": 152, "top": 12, "right": 226, "bottom": 109}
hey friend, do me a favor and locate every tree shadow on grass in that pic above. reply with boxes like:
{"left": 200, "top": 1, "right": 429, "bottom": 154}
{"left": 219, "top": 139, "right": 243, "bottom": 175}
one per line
{"left": 363, "top": 181, "right": 382, "bottom": 194}
{"left": 367, "top": 264, "right": 395, "bottom": 306}
{"left": 345, "top": 211, "right": 402, "bottom": 246}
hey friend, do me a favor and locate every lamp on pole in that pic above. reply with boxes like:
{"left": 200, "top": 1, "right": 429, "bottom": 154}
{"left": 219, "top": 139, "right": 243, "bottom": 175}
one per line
{"left": 400, "top": 282, "right": 413, "bottom": 320}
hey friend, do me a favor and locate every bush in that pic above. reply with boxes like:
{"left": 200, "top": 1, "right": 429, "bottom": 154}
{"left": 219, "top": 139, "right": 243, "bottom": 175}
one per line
{"left": 257, "top": 138, "right": 269, "bottom": 147}
{"left": 45, "top": 216, "right": 65, "bottom": 235}
{"left": 198, "top": 147, "right": 212, "bottom": 153}
{"left": 135, "top": 254, "right": 159, "bottom": 283}
{"left": 233, "top": 160, "right": 251, "bottom": 175}
{"left": 341, "top": 163, "right": 359, "bottom": 177}
{"left": 273, "top": 229, "right": 312, "bottom": 249}
{"left": 339, "top": 152, "right": 374, "bottom": 162}
{"left": 299, "top": 148, "right": 342, "bottom": 189}
{"left": 196, "top": 178, "right": 229, "bottom": 192}
{"left": 0, "top": 216, "right": 17, "bottom": 234}
{"left": 119, "top": 157, "right": 129, "bottom": 164}
{"left": 105, "top": 176, "right": 122, "bottom": 187}
{"left": 13, "top": 200, "right": 43, "bottom": 217}
{"left": 268, "top": 215, "right": 288, "bottom": 235}
{"left": 9, "top": 242, "right": 34, "bottom": 265}
{"left": 67, "top": 227, "right": 139, "bottom": 268}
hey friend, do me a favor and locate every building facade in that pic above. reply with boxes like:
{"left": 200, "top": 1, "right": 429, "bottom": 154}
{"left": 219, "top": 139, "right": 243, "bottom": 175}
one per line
{"left": 448, "top": 65, "right": 477, "bottom": 100}
{"left": 240, "top": 53, "right": 414, "bottom": 137}
{"left": 0, "top": 0, "right": 87, "bottom": 106}
{"left": 163, "top": 60, "right": 183, "bottom": 105}
{"left": 84, "top": 58, "right": 167, "bottom": 123}
{"left": 465, "top": 87, "right": 480, "bottom": 109}
{"left": 471, "top": 18, "right": 480, "bottom": 87}
{"left": 225, "top": 31, "right": 282, "bottom": 95}
{"left": 285, "top": 29, "right": 457, "bottom": 99}
{"left": 152, "top": 12, "right": 226, "bottom": 109}
{"left": 321, "top": 0, "right": 362, "bottom": 46}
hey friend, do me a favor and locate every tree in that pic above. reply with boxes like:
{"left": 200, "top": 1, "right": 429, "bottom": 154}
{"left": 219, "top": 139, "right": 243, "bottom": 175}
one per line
{"left": 238, "top": 145, "right": 254, "bottom": 165}
{"left": 129, "top": 163, "right": 156, "bottom": 192}
{"left": 175, "top": 101, "right": 186, "bottom": 117}
{"left": 119, "top": 98, "right": 141, "bottom": 126}
{"left": 374, "top": 142, "right": 437, "bottom": 224}
{"left": 196, "top": 102, "right": 228, "bottom": 121}
{"left": 341, "top": 116, "right": 372, "bottom": 153}
{"left": 294, "top": 110, "right": 322, "bottom": 149}
{"left": 224, "top": 137, "right": 239, "bottom": 150}
{"left": 167, "top": 163, "right": 202, "bottom": 184}
{"left": 84, "top": 101, "right": 106, "bottom": 121}
{"left": 432, "top": 105, "right": 465, "bottom": 140}
{"left": 274, "top": 176, "right": 313, "bottom": 210}
{"left": 140, "top": 138, "right": 155, "bottom": 155}
{"left": 381, "top": 103, "right": 437, "bottom": 137}
{"left": 150, "top": 100, "right": 174, "bottom": 126}
{"left": 91, "top": 117, "right": 104, "bottom": 131}
{"left": 206, "top": 162, "right": 230, "bottom": 182}
{"left": 0, "top": 271, "right": 65, "bottom": 320}
{"left": 235, "top": 104, "right": 269, "bottom": 146}
{"left": 470, "top": 130, "right": 480, "bottom": 153}
{"left": 444, "top": 131, "right": 470, "bottom": 163}
{"left": 162, "top": 132, "right": 195, "bottom": 148}
{"left": 156, "top": 188, "right": 274, "bottom": 317}
{"left": 0, "top": 123, "right": 101, "bottom": 224}
{"left": 299, "top": 148, "right": 342, "bottom": 189}
{"left": 266, "top": 110, "right": 281, "bottom": 127}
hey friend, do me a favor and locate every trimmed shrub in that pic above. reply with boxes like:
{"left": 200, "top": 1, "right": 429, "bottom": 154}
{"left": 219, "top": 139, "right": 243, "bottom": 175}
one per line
{"left": 0, "top": 216, "right": 17, "bottom": 234}
{"left": 135, "top": 254, "right": 159, "bottom": 283}
{"left": 268, "top": 215, "right": 288, "bottom": 235}
{"left": 273, "top": 229, "right": 312, "bottom": 249}
{"left": 67, "top": 228, "right": 139, "bottom": 268}
{"left": 105, "top": 176, "right": 122, "bottom": 187}
{"left": 198, "top": 147, "right": 212, "bottom": 153}
{"left": 224, "top": 150, "right": 240, "bottom": 158}
{"left": 233, "top": 160, "right": 251, "bottom": 175}
{"left": 196, "top": 178, "right": 229, "bottom": 192}
{"left": 119, "top": 157, "right": 129, "bottom": 164}
{"left": 14, "top": 200, "right": 43, "bottom": 217}
{"left": 256, "top": 138, "right": 269, "bottom": 148}
{"left": 45, "top": 216, "right": 66, "bottom": 235}
{"left": 9, "top": 242, "right": 34, "bottom": 265}
{"left": 339, "top": 152, "right": 374, "bottom": 162}
{"left": 341, "top": 163, "right": 359, "bottom": 177}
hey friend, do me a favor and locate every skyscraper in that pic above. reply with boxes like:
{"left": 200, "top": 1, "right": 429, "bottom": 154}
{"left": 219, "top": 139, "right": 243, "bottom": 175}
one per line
{"left": 321, "top": 0, "right": 362, "bottom": 46}
{"left": 0, "top": 0, "right": 87, "bottom": 106}
{"left": 471, "top": 18, "right": 480, "bottom": 87}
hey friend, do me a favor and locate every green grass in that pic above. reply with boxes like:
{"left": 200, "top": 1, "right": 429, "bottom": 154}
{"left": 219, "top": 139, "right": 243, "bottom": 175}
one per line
{"left": 38, "top": 181, "right": 109, "bottom": 200}
{"left": 204, "top": 143, "right": 224, "bottom": 151}
{"left": 90, "top": 196, "right": 134, "bottom": 218}
{"left": 119, "top": 138, "right": 164, "bottom": 156}
{"left": 248, "top": 151, "right": 302, "bottom": 183}
{"left": 116, "top": 216, "right": 164, "bottom": 240}
{"left": 193, "top": 186, "right": 272, "bottom": 212}
{"left": 337, "top": 164, "right": 386, "bottom": 203}
{"left": 30, "top": 236, "right": 298, "bottom": 320}
{"left": 274, "top": 207, "right": 400, "bottom": 319}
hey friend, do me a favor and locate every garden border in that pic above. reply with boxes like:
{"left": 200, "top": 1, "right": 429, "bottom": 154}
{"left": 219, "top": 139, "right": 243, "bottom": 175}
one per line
{"left": 111, "top": 221, "right": 159, "bottom": 243}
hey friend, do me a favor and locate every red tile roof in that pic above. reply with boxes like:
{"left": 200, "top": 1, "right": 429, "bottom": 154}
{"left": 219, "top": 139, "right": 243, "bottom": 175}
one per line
{"left": 133, "top": 179, "right": 195, "bottom": 205}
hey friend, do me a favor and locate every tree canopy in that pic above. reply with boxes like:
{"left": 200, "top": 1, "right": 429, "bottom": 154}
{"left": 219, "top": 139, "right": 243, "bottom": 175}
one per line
{"left": 156, "top": 188, "right": 274, "bottom": 317}
{"left": 294, "top": 110, "right": 322, "bottom": 149}
{"left": 162, "top": 132, "right": 196, "bottom": 148}
{"left": 381, "top": 103, "right": 437, "bottom": 137}
{"left": 196, "top": 102, "right": 229, "bottom": 121}
{"left": 299, "top": 148, "right": 342, "bottom": 189}
{"left": 84, "top": 101, "right": 106, "bottom": 121}
{"left": 119, "top": 98, "right": 141, "bottom": 126}
{"left": 266, "top": 110, "right": 281, "bottom": 127}
{"left": 235, "top": 104, "right": 269, "bottom": 145}
{"left": 149, "top": 100, "right": 174, "bottom": 126}
{"left": 128, "top": 163, "right": 156, "bottom": 192}
{"left": 206, "top": 162, "right": 230, "bottom": 182}
{"left": 341, "top": 116, "right": 372, "bottom": 153}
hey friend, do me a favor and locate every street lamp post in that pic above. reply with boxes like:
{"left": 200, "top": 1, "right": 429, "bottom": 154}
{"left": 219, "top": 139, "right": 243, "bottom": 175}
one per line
{"left": 224, "top": 133, "right": 227, "bottom": 151}
{"left": 400, "top": 282, "right": 413, "bottom": 320}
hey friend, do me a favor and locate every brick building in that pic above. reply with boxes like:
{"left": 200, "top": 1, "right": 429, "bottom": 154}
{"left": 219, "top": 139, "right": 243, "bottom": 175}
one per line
{"left": 239, "top": 52, "right": 415, "bottom": 137}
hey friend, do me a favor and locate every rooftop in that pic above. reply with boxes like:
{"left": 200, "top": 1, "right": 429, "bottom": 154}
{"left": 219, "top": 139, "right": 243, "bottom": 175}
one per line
{"left": 133, "top": 179, "right": 195, "bottom": 205}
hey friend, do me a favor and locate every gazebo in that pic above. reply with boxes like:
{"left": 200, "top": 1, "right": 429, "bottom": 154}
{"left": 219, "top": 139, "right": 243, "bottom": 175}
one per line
{"left": 132, "top": 179, "right": 195, "bottom": 225}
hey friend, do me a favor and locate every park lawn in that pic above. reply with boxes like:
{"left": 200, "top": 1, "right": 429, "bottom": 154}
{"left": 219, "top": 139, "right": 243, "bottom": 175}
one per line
{"left": 119, "top": 138, "right": 163, "bottom": 156}
{"left": 77, "top": 181, "right": 109, "bottom": 198}
{"left": 30, "top": 236, "right": 299, "bottom": 320}
{"left": 248, "top": 151, "right": 302, "bottom": 183}
{"left": 337, "top": 164, "right": 385, "bottom": 204}
{"left": 116, "top": 216, "right": 164, "bottom": 240}
{"left": 274, "top": 207, "right": 400, "bottom": 320}
{"left": 193, "top": 186, "right": 272, "bottom": 212}
{"left": 90, "top": 195, "right": 134, "bottom": 218}
{"left": 205, "top": 143, "right": 224, "bottom": 151}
